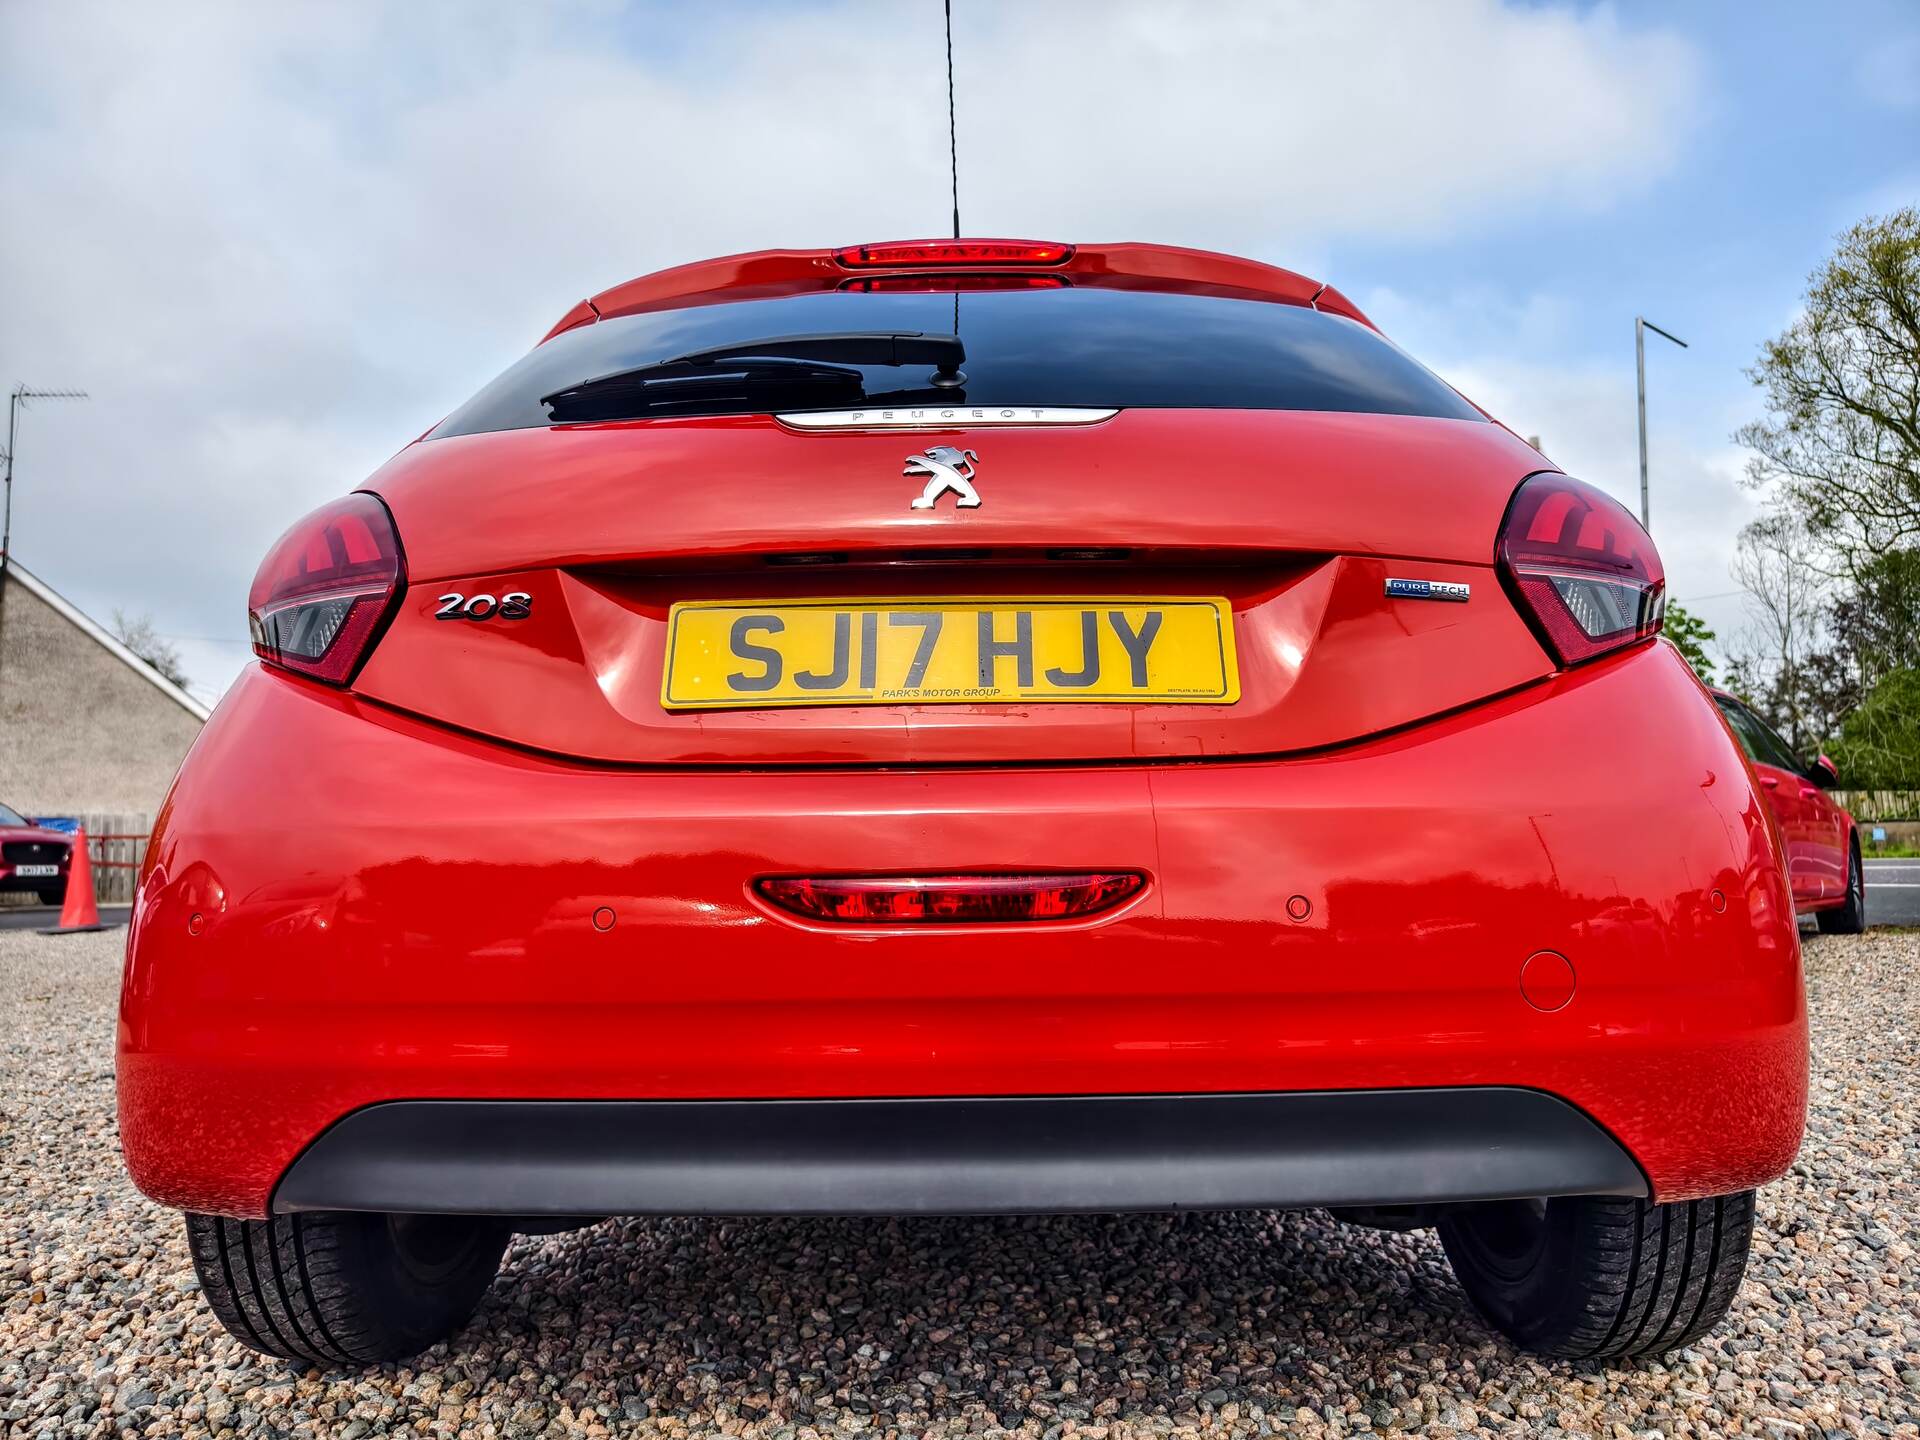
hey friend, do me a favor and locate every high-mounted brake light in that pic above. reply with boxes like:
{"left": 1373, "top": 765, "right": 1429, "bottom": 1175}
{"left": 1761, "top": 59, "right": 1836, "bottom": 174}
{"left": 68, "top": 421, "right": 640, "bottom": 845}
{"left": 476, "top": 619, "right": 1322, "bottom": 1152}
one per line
{"left": 1497, "top": 473, "right": 1664, "bottom": 666}
{"left": 757, "top": 872, "right": 1143, "bottom": 925}
{"left": 833, "top": 239, "right": 1075, "bottom": 269}
{"left": 840, "top": 273, "right": 1069, "bottom": 293}
{"left": 248, "top": 493, "right": 404, "bottom": 685}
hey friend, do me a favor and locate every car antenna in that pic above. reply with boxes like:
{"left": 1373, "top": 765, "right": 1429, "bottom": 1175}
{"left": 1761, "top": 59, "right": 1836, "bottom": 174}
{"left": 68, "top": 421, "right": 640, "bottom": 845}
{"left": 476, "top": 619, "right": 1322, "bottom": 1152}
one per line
{"left": 945, "top": 0, "right": 961, "bottom": 342}
{"left": 945, "top": 0, "right": 960, "bottom": 241}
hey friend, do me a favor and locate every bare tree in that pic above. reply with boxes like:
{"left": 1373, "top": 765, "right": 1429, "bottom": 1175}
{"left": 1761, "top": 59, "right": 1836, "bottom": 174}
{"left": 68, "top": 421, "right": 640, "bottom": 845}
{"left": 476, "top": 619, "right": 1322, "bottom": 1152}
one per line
{"left": 1725, "top": 514, "right": 1831, "bottom": 752}
{"left": 109, "top": 607, "right": 190, "bottom": 690}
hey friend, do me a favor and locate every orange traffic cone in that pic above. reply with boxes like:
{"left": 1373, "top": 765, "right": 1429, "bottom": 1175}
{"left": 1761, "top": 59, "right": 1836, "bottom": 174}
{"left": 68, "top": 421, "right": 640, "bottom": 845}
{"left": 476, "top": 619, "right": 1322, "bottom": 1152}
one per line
{"left": 39, "top": 825, "right": 114, "bottom": 934}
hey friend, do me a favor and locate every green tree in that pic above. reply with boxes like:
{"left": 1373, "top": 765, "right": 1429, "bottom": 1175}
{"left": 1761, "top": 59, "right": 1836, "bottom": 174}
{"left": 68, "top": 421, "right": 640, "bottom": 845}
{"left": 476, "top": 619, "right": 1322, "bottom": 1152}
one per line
{"left": 1725, "top": 542, "right": 1920, "bottom": 755}
{"left": 1827, "top": 667, "right": 1920, "bottom": 788}
{"left": 1827, "top": 546, "right": 1920, "bottom": 686}
{"left": 1737, "top": 208, "right": 1920, "bottom": 573}
{"left": 1663, "top": 602, "right": 1717, "bottom": 684}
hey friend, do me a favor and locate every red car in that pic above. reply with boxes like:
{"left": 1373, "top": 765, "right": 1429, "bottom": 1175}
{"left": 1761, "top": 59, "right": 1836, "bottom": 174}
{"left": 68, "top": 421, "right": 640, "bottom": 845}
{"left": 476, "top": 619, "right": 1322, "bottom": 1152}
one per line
{"left": 118, "top": 239, "right": 1805, "bottom": 1367}
{"left": 1711, "top": 688, "right": 1865, "bottom": 931}
{"left": 1, "top": 802, "right": 71, "bottom": 905}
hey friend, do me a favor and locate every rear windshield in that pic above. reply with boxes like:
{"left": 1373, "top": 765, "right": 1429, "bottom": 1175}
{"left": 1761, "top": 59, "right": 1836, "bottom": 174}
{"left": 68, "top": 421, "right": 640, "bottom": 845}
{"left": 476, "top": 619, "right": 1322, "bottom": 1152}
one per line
{"left": 431, "top": 286, "right": 1483, "bottom": 438}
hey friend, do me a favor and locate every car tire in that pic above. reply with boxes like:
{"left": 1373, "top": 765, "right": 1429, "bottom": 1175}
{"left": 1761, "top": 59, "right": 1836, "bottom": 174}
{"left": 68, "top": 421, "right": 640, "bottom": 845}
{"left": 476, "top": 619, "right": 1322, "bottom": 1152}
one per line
{"left": 1815, "top": 843, "right": 1866, "bottom": 934}
{"left": 1439, "top": 1190, "right": 1754, "bottom": 1360}
{"left": 184, "top": 1210, "right": 508, "bottom": 1366}
{"left": 35, "top": 885, "right": 66, "bottom": 907}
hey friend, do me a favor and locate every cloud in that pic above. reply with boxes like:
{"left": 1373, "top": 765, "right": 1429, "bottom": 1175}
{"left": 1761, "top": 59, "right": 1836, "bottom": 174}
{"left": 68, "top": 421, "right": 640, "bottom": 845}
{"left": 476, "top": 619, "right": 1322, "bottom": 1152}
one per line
{"left": 0, "top": 0, "right": 1703, "bottom": 699}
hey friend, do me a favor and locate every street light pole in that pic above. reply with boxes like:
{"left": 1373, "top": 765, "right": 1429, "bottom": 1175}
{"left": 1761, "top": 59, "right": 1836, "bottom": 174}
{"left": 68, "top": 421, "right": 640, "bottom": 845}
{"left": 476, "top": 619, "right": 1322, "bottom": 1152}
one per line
{"left": 1635, "top": 317, "right": 1687, "bottom": 533}
{"left": 2, "top": 385, "right": 89, "bottom": 587}
{"left": 1, "top": 386, "right": 89, "bottom": 690}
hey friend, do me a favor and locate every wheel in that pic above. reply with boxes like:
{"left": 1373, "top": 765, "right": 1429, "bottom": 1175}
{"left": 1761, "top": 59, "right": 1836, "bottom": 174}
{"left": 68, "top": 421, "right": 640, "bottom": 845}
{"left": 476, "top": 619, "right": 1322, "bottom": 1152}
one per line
{"left": 35, "top": 885, "right": 66, "bottom": 907}
{"left": 185, "top": 1211, "right": 508, "bottom": 1365}
{"left": 1816, "top": 843, "right": 1866, "bottom": 934}
{"left": 1439, "top": 1190, "right": 1755, "bottom": 1360}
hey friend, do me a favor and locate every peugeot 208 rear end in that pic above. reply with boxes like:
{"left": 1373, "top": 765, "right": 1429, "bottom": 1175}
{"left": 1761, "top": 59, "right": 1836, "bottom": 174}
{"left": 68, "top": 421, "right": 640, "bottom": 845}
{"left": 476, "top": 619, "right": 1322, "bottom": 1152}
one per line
{"left": 119, "top": 240, "right": 1805, "bottom": 1366}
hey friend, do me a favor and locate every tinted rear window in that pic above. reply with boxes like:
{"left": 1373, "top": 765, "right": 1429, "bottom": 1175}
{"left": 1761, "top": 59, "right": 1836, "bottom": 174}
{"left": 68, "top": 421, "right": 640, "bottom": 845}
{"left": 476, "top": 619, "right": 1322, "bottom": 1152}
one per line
{"left": 432, "top": 286, "right": 1483, "bottom": 438}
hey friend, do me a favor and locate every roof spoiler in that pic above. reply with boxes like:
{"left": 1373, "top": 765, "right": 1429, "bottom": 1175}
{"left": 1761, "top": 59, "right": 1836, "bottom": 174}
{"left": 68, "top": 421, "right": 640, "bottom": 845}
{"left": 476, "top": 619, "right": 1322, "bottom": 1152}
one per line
{"left": 541, "top": 240, "right": 1374, "bottom": 343}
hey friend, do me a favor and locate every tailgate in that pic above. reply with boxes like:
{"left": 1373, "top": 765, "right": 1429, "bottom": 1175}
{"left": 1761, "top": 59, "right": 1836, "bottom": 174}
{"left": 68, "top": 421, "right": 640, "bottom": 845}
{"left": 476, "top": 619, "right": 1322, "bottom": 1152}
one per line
{"left": 355, "top": 409, "right": 1556, "bottom": 764}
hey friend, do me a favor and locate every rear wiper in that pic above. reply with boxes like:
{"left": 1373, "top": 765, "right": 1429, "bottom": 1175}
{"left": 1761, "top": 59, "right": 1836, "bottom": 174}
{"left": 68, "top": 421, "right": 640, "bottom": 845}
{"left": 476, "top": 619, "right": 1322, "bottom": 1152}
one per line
{"left": 667, "top": 331, "right": 965, "bottom": 385}
{"left": 540, "top": 332, "right": 969, "bottom": 423}
{"left": 541, "top": 356, "right": 870, "bottom": 423}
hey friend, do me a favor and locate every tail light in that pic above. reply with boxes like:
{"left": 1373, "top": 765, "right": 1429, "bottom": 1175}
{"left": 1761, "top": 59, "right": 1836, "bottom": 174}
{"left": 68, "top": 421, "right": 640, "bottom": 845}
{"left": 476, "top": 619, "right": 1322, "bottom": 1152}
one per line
{"left": 1498, "top": 473, "right": 1664, "bottom": 666}
{"left": 248, "top": 493, "right": 404, "bottom": 685}
{"left": 757, "top": 872, "right": 1143, "bottom": 924}
{"left": 833, "top": 239, "right": 1075, "bottom": 268}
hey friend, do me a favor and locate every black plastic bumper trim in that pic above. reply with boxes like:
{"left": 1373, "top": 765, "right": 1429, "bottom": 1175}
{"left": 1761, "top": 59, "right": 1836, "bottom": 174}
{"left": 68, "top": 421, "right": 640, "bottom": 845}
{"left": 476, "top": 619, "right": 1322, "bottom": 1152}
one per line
{"left": 270, "top": 1088, "right": 1648, "bottom": 1217}
{"left": 274, "top": 1090, "right": 1651, "bottom": 1221}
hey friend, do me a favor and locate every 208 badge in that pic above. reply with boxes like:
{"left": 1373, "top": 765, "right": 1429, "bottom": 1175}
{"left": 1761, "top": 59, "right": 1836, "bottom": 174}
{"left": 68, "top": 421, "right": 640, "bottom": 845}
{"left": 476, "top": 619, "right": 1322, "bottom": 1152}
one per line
{"left": 435, "top": 591, "right": 532, "bottom": 620}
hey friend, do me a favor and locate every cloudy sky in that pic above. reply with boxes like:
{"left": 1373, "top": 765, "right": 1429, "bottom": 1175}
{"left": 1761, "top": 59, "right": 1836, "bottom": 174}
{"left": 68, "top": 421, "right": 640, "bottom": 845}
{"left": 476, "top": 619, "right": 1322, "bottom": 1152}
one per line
{"left": 2, "top": 0, "right": 1916, "bottom": 704}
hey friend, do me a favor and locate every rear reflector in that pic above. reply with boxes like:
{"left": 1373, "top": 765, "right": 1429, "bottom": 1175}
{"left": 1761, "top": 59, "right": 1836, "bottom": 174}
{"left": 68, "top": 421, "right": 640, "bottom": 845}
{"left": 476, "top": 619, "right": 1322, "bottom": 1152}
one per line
{"left": 757, "top": 872, "right": 1143, "bottom": 924}
{"left": 834, "top": 239, "right": 1075, "bottom": 268}
{"left": 248, "top": 493, "right": 404, "bottom": 685}
{"left": 1498, "top": 473, "right": 1664, "bottom": 666}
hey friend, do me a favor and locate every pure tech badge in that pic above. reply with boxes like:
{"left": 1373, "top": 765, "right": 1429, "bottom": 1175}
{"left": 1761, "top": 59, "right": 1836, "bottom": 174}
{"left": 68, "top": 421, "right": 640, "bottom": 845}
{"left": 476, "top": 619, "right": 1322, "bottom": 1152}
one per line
{"left": 1385, "top": 577, "right": 1471, "bottom": 603}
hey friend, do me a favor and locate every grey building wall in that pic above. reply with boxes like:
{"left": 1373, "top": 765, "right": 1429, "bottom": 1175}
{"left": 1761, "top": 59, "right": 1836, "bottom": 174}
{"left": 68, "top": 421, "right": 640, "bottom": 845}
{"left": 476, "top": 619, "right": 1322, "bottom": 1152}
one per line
{"left": 0, "top": 568, "right": 206, "bottom": 815}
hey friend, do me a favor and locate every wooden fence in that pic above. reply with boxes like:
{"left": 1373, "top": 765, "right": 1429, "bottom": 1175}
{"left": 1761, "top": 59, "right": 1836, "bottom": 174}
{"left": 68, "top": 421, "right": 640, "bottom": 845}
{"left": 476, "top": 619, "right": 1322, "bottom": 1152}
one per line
{"left": 76, "top": 812, "right": 150, "bottom": 905}
{"left": 1832, "top": 791, "right": 1920, "bottom": 824}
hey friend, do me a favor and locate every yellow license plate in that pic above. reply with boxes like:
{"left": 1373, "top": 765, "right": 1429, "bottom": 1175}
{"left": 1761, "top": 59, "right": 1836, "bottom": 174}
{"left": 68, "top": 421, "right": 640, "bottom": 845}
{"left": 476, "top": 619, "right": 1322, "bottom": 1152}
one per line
{"left": 662, "top": 597, "right": 1239, "bottom": 710}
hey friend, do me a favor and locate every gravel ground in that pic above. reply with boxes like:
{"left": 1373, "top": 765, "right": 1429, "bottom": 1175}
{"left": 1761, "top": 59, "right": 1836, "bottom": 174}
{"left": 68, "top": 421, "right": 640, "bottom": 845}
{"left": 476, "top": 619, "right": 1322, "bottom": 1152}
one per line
{"left": 3, "top": 928, "right": 1916, "bottom": 1439}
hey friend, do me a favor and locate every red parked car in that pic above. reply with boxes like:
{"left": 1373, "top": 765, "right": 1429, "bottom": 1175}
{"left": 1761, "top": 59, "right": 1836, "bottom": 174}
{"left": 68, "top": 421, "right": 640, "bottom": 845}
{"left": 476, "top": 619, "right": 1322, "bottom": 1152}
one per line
{"left": 0, "top": 802, "right": 71, "bottom": 905}
{"left": 1711, "top": 688, "right": 1865, "bottom": 931}
{"left": 118, "top": 240, "right": 1806, "bottom": 1366}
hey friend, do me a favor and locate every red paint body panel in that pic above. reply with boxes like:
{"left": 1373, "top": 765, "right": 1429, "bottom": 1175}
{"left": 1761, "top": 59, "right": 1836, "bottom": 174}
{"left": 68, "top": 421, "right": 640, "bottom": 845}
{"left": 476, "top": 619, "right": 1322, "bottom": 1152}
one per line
{"left": 119, "top": 642, "right": 1805, "bottom": 1218}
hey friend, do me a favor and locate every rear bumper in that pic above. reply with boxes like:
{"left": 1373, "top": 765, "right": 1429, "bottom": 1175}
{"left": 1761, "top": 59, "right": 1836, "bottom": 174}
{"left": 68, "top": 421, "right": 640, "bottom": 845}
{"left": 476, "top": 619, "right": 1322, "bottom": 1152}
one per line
{"left": 273, "top": 1090, "right": 1648, "bottom": 1216}
{"left": 119, "top": 641, "right": 1806, "bottom": 1218}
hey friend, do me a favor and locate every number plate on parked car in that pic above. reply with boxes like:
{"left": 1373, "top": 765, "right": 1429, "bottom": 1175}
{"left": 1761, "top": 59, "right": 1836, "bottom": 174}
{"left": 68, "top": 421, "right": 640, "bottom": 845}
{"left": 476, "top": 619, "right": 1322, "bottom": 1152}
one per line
{"left": 13, "top": 864, "right": 58, "bottom": 877}
{"left": 661, "top": 597, "right": 1239, "bottom": 710}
